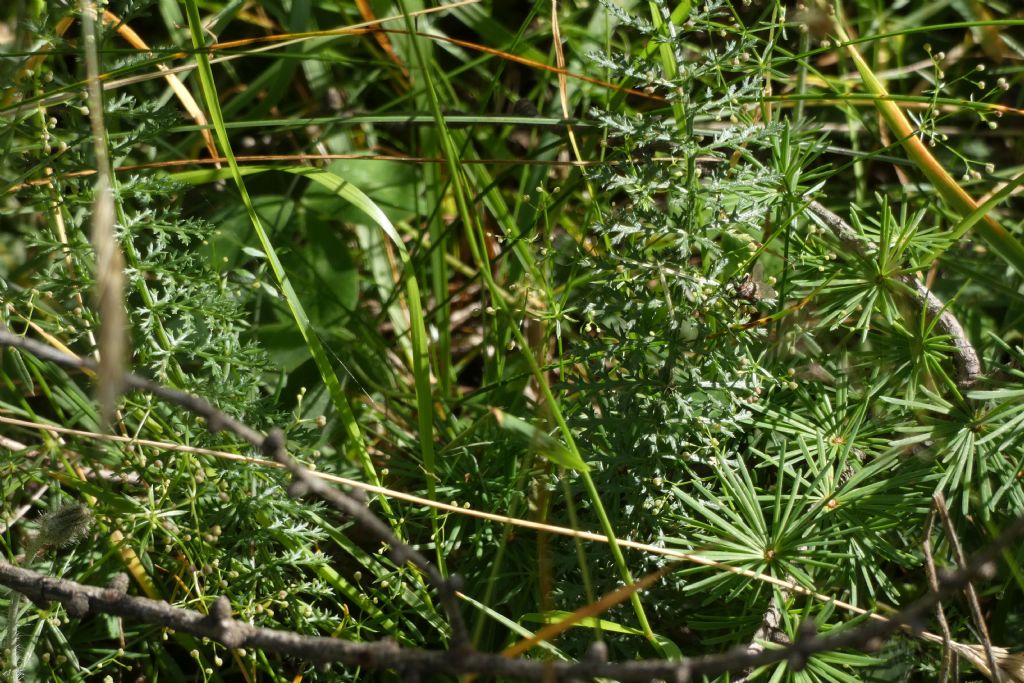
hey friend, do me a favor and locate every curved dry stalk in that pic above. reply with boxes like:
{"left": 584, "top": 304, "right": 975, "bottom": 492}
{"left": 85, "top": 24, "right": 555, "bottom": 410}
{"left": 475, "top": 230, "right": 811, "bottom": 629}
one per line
{"left": 0, "top": 411, "right": 981, "bottom": 648}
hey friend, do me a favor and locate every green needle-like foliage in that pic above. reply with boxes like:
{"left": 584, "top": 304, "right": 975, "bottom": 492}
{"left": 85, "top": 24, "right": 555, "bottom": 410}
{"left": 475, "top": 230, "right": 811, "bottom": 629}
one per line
{"left": 1, "top": 1, "right": 1023, "bottom": 681}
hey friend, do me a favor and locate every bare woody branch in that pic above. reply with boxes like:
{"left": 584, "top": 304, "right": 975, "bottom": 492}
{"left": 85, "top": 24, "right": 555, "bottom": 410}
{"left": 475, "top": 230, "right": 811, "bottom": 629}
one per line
{"left": 0, "top": 514, "right": 1019, "bottom": 681}
{"left": 1, "top": 326, "right": 1021, "bottom": 681}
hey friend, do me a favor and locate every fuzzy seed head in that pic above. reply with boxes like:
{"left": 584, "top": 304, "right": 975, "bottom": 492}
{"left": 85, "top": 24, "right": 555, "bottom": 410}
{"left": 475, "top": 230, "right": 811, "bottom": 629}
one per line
{"left": 38, "top": 503, "right": 93, "bottom": 548}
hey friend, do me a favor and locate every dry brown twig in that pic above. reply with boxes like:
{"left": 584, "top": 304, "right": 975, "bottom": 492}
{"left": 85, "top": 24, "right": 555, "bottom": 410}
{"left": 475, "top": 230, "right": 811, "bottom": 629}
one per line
{"left": 923, "top": 507, "right": 956, "bottom": 683}
{"left": 934, "top": 493, "right": 1002, "bottom": 682}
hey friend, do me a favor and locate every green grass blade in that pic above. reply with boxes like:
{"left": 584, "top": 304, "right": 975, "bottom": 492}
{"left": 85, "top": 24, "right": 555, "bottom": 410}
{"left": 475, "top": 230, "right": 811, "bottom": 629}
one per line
{"left": 831, "top": 18, "right": 1024, "bottom": 276}
{"left": 171, "top": 162, "right": 440, "bottom": 563}
{"left": 179, "top": 3, "right": 390, "bottom": 515}
{"left": 394, "top": 0, "right": 662, "bottom": 651}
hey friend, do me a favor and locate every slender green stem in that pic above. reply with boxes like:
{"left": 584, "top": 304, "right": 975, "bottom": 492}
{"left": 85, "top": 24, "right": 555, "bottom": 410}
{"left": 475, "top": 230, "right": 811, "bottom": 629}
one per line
{"left": 464, "top": 214, "right": 661, "bottom": 647}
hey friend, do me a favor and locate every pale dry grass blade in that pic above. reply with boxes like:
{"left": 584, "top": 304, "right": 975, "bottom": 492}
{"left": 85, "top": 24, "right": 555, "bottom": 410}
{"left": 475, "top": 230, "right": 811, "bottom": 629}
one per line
{"left": 81, "top": 1, "right": 128, "bottom": 427}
